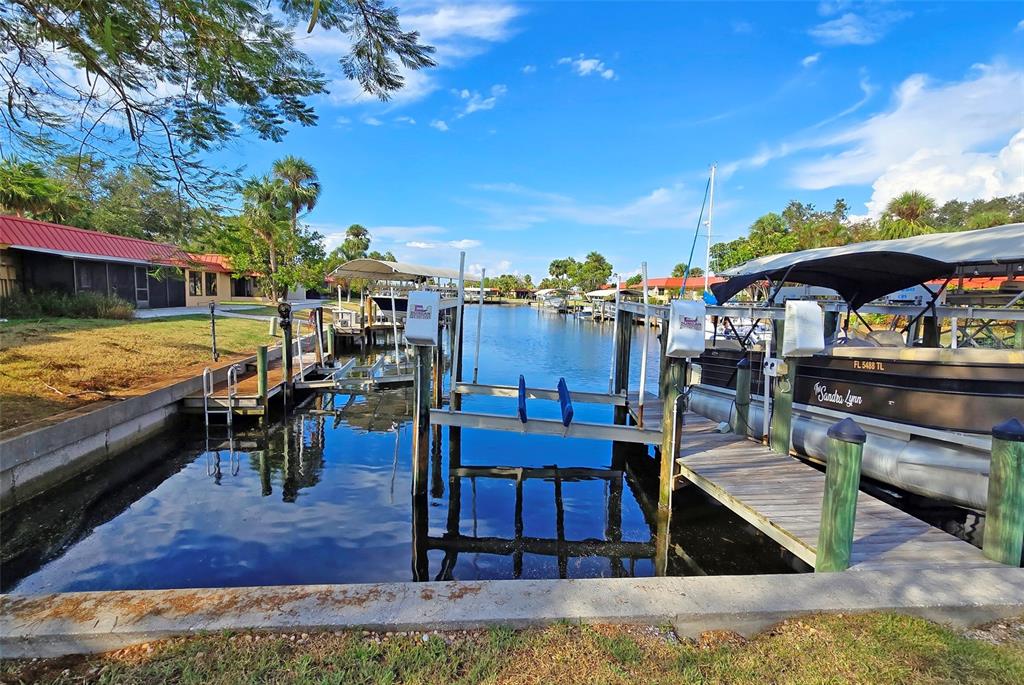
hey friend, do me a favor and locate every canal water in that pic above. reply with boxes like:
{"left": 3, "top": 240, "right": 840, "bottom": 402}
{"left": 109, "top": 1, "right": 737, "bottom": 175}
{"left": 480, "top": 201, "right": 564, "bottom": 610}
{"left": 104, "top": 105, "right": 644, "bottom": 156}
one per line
{"left": 2, "top": 306, "right": 798, "bottom": 594}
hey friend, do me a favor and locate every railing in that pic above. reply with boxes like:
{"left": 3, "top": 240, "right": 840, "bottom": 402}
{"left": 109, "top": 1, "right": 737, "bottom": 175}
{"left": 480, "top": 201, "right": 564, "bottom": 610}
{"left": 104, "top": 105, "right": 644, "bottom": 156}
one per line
{"left": 202, "top": 364, "right": 241, "bottom": 429}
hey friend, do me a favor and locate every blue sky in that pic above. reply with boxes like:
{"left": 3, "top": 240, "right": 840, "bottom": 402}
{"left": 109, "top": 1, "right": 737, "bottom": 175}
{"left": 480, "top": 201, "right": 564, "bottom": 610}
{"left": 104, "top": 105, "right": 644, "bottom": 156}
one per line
{"left": 216, "top": 1, "right": 1024, "bottom": 281}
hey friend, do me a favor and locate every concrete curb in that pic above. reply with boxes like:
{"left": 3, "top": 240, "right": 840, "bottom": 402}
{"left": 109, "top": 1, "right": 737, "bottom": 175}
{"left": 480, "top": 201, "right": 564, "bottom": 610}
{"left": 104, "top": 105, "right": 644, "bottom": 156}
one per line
{"left": 3, "top": 567, "right": 1022, "bottom": 657}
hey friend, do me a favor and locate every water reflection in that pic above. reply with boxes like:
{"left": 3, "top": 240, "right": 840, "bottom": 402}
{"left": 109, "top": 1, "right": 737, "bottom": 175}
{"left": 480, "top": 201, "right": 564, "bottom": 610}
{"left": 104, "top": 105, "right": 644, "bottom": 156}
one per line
{"left": 4, "top": 306, "right": 798, "bottom": 594}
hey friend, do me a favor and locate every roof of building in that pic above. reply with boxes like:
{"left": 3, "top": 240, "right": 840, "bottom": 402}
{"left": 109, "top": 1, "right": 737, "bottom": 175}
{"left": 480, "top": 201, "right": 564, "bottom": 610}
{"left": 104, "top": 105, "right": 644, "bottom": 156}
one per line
{"left": 0, "top": 215, "right": 243, "bottom": 274}
{"left": 0, "top": 214, "right": 191, "bottom": 265}
{"left": 607, "top": 276, "right": 727, "bottom": 290}
{"left": 186, "top": 253, "right": 234, "bottom": 273}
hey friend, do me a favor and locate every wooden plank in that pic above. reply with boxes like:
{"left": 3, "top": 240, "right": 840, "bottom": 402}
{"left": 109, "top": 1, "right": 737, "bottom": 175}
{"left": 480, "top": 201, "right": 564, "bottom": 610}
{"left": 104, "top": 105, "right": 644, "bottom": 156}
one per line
{"left": 672, "top": 412, "right": 998, "bottom": 571}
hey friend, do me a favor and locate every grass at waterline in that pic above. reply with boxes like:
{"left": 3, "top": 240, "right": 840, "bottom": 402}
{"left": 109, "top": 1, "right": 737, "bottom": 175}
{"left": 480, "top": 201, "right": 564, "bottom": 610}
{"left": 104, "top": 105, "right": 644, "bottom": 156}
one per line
{"left": 0, "top": 316, "right": 277, "bottom": 431}
{"left": 3, "top": 613, "right": 1022, "bottom": 684}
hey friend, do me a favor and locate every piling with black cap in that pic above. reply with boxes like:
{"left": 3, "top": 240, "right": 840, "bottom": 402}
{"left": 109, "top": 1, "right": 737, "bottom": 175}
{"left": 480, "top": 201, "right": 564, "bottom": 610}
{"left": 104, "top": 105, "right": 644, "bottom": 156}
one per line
{"left": 983, "top": 417, "right": 1024, "bottom": 566}
{"left": 731, "top": 357, "right": 751, "bottom": 437}
{"left": 816, "top": 417, "right": 867, "bottom": 572}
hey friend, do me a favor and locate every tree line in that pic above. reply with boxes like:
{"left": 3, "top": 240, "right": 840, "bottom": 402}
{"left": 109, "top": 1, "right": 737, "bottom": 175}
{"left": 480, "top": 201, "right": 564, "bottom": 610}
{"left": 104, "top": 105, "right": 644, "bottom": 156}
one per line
{"left": 0, "top": 154, "right": 393, "bottom": 301}
{"left": 711, "top": 191, "right": 1024, "bottom": 273}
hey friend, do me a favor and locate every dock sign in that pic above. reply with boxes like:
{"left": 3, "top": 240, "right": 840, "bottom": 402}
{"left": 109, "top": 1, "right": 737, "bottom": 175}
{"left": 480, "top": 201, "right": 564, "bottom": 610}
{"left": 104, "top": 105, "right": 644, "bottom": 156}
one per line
{"left": 405, "top": 291, "right": 441, "bottom": 345}
{"left": 667, "top": 300, "right": 707, "bottom": 358}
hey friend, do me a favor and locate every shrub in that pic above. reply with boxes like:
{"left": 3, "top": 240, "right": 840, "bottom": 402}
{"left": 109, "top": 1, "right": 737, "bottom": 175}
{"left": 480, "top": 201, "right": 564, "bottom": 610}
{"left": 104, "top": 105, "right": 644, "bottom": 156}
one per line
{"left": 0, "top": 290, "right": 136, "bottom": 320}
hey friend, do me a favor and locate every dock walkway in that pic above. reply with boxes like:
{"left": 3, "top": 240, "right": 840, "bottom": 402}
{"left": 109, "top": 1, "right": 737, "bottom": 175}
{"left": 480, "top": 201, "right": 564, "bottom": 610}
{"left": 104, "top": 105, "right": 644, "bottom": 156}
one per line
{"left": 182, "top": 350, "right": 321, "bottom": 415}
{"left": 626, "top": 392, "right": 998, "bottom": 571}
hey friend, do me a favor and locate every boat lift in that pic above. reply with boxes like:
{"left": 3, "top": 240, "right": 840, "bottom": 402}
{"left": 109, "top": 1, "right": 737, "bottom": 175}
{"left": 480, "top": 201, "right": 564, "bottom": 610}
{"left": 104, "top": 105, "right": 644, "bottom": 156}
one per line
{"left": 432, "top": 377, "right": 662, "bottom": 445}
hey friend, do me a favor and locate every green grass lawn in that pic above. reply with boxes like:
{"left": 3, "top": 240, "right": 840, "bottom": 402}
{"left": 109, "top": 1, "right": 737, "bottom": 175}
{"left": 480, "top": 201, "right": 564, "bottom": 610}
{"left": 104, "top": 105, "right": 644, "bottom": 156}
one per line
{"left": 2, "top": 613, "right": 1022, "bottom": 684}
{"left": 0, "top": 316, "right": 277, "bottom": 432}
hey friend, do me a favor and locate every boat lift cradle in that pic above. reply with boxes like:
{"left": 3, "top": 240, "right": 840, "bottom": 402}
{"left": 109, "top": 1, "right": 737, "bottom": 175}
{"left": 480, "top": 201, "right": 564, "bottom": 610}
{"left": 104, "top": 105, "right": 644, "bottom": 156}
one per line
{"left": 432, "top": 376, "right": 662, "bottom": 445}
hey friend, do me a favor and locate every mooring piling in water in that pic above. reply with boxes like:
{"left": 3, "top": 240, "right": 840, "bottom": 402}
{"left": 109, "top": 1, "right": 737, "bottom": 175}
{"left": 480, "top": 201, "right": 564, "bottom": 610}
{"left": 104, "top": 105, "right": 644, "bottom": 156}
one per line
{"left": 815, "top": 418, "right": 866, "bottom": 572}
{"left": 411, "top": 344, "right": 433, "bottom": 497}
{"left": 612, "top": 307, "right": 634, "bottom": 425}
{"left": 659, "top": 356, "right": 687, "bottom": 512}
{"left": 257, "top": 345, "right": 268, "bottom": 415}
{"left": 983, "top": 418, "right": 1024, "bottom": 566}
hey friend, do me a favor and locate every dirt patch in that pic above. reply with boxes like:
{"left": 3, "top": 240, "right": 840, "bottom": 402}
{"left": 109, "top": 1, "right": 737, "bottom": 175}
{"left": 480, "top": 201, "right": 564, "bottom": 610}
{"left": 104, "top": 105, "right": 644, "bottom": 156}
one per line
{"left": 696, "top": 629, "right": 748, "bottom": 649}
{"left": 963, "top": 618, "right": 1024, "bottom": 645}
{"left": 420, "top": 588, "right": 436, "bottom": 600}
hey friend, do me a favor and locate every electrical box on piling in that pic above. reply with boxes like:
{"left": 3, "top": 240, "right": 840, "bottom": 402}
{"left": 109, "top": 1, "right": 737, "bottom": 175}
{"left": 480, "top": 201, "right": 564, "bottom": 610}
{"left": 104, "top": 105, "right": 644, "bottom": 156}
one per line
{"left": 405, "top": 291, "right": 441, "bottom": 346}
{"left": 666, "top": 300, "right": 707, "bottom": 358}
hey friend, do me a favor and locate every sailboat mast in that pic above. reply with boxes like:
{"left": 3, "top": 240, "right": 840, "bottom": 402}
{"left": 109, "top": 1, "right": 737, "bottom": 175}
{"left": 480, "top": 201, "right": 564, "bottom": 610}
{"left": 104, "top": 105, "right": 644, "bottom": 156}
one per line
{"left": 704, "top": 163, "right": 716, "bottom": 292}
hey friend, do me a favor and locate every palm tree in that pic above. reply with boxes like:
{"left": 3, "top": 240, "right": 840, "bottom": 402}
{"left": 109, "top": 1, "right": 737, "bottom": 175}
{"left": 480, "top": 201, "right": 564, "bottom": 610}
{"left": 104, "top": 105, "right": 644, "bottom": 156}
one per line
{"left": 886, "top": 191, "right": 935, "bottom": 224}
{"left": 272, "top": 156, "right": 321, "bottom": 234}
{"left": 880, "top": 191, "right": 936, "bottom": 240}
{"left": 0, "top": 158, "right": 67, "bottom": 218}
{"left": 241, "top": 175, "right": 289, "bottom": 299}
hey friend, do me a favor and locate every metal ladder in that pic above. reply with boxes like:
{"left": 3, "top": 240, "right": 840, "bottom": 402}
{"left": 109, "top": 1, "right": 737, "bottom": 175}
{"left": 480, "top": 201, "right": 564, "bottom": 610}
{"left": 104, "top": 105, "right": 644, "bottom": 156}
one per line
{"left": 202, "top": 364, "right": 241, "bottom": 429}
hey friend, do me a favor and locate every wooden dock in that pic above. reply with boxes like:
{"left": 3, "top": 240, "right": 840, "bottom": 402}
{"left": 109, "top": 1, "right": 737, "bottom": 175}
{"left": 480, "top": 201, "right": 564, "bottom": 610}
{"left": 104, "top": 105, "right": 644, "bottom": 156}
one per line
{"left": 625, "top": 393, "right": 998, "bottom": 571}
{"left": 182, "top": 350, "right": 321, "bottom": 415}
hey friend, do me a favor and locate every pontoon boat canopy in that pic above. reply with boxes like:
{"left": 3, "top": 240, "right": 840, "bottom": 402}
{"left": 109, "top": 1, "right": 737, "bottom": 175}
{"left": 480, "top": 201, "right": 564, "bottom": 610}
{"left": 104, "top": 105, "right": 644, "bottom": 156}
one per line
{"left": 712, "top": 223, "right": 1024, "bottom": 308}
{"left": 585, "top": 288, "right": 642, "bottom": 300}
{"left": 331, "top": 258, "right": 461, "bottom": 281}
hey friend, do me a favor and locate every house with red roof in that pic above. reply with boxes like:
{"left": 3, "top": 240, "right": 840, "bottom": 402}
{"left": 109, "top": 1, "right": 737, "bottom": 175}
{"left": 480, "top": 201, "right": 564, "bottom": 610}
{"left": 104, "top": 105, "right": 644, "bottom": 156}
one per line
{"left": 601, "top": 275, "right": 728, "bottom": 303}
{"left": 0, "top": 215, "right": 261, "bottom": 308}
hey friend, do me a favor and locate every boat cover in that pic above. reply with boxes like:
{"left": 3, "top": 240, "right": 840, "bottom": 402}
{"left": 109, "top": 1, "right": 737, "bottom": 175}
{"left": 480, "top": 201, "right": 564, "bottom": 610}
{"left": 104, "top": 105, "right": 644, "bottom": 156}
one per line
{"left": 712, "top": 223, "right": 1024, "bottom": 308}
{"left": 331, "top": 258, "right": 460, "bottom": 281}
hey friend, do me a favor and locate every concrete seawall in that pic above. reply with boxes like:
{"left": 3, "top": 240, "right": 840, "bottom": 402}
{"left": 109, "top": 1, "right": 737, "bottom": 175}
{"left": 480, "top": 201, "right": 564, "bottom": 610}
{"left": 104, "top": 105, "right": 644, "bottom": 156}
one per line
{"left": 0, "top": 355, "right": 257, "bottom": 511}
{"left": 3, "top": 567, "right": 1022, "bottom": 657}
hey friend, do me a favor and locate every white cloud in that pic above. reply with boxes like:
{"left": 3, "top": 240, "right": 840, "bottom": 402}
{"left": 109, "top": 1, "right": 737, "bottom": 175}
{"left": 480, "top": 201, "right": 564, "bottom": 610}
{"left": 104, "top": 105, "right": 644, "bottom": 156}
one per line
{"left": 301, "top": 3, "right": 521, "bottom": 108}
{"left": 1017, "top": 19, "right": 1024, "bottom": 32}
{"left": 334, "top": 115, "right": 352, "bottom": 126}
{"left": 791, "top": 65, "right": 1024, "bottom": 197}
{"left": 454, "top": 84, "right": 508, "bottom": 117}
{"left": 801, "top": 53, "right": 822, "bottom": 68}
{"left": 521, "top": 64, "right": 537, "bottom": 74}
{"left": 811, "top": 9, "right": 909, "bottom": 46}
{"left": 314, "top": 224, "right": 447, "bottom": 252}
{"left": 402, "top": 3, "right": 522, "bottom": 44}
{"left": 430, "top": 119, "right": 449, "bottom": 132}
{"left": 469, "top": 182, "right": 702, "bottom": 230}
{"left": 370, "top": 225, "right": 448, "bottom": 242}
{"left": 394, "top": 116, "right": 416, "bottom": 125}
{"left": 810, "top": 69, "right": 876, "bottom": 128}
{"left": 558, "top": 54, "right": 616, "bottom": 80}
{"left": 405, "top": 238, "right": 483, "bottom": 249}
{"left": 720, "top": 64, "right": 1023, "bottom": 212}
{"left": 862, "top": 130, "right": 1024, "bottom": 216}
{"left": 363, "top": 116, "right": 383, "bottom": 126}
{"left": 732, "top": 21, "right": 753, "bottom": 34}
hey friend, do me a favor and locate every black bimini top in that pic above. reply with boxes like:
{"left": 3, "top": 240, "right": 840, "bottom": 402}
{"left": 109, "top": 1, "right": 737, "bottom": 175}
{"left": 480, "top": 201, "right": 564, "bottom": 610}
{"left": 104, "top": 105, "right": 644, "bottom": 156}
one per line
{"left": 710, "top": 223, "right": 1024, "bottom": 309}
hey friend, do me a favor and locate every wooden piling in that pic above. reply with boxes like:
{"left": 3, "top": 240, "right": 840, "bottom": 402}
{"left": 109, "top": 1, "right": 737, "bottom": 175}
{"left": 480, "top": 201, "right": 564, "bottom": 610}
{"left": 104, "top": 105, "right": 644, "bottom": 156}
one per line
{"left": 731, "top": 357, "right": 751, "bottom": 436}
{"left": 770, "top": 360, "right": 796, "bottom": 455}
{"left": 314, "top": 307, "right": 324, "bottom": 366}
{"left": 659, "top": 356, "right": 687, "bottom": 512}
{"left": 982, "top": 418, "right": 1024, "bottom": 566}
{"left": 431, "top": 321, "right": 443, "bottom": 409}
{"left": 451, "top": 306, "right": 465, "bottom": 412}
{"left": 613, "top": 308, "right": 634, "bottom": 425}
{"left": 411, "top": 345, "right": 433, "bottom": 497}
{"left": 257, "top": 345, "right": 268, "bottom": 416}
{"left": 815, "top": 418, "right": 866, "bottom": 572}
